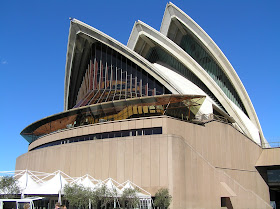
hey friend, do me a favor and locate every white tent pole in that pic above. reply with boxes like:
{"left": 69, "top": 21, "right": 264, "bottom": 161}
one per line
{"left": 58, "top": 171, "right": 62, "bottom": 205}
{"left": 58, "top": 190, "right": 62, "bottom": 205}
{"left": 21, "top": 171, "right": 28, "bottom": 199}
{"left": 25, "top": 171, "right": 28, "bottom": 189}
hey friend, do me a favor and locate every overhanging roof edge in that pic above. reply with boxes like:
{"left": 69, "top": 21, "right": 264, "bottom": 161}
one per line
{"left": 21, "top": 94, "right": 206, "bottom": 143}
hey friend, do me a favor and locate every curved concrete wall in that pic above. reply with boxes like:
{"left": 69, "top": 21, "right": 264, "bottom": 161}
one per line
{"left": 16, "top": 117, "right": 270, "bottom": 208}
{"left": 28, "top": 116, "right": 164, "bottom": 151}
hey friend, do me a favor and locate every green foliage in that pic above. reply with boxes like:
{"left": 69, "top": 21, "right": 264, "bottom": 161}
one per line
{"left": 120, "top": 188, "right": 139, "bottom": 209}
{"left": 154, "top": 188, "right": 172, "bottom": 209}
{"left": 88, "top": 189, "right": 99, "bottom": 208}
{"left": 64, "top": 184, "right": 91, "bottom": 209}
{"left": 0, "top": 176, "right": 20, "bottom": 199}
{"left": 94, "top": 185, "right": 114, "bottom": 209}
{"left": 64, "top": 184, "right": 118, "bottom": 209}
{"left": 64, "top": 183, "right": 142, "bottom": 209}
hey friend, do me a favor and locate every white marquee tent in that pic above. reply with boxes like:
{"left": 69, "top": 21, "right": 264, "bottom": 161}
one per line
{"left": 0, "top": 170, "right": 152, "bottom": 208}
{"left": 72, "top": 174, "right": 98, "bottom": 188}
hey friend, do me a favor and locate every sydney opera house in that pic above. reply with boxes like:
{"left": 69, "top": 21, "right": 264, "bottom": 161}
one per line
{"left": 16, "top": 3, "right": 280, "bottom": 209}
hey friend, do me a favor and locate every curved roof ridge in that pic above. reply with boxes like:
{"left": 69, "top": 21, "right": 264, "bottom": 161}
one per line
{"left": 127, "top": 19, "right": 261, "bottom": 144}
{"left": 159, "top": 3, "right": 264, "bottom": 142}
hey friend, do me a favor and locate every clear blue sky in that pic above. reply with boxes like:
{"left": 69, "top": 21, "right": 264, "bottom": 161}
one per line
{"left": 0, "top": 0, "right": 279, "bottom": 171}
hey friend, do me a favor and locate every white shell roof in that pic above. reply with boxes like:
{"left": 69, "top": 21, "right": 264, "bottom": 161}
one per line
{"left": 127, "top": 6, "right": 264, "bottom": 145}
{"left": 62, "top": 3, "right": 265, "bottom": 145}
{"left": 64, "top": 19, "right": 181, "bottom": 111}
{"left": 160, "top": 2, "right": 264, "bottom": 143}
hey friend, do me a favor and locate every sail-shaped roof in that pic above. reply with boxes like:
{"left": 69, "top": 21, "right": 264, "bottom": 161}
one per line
{"left": 127, "top": 3, "right": 265, "bottom": 144}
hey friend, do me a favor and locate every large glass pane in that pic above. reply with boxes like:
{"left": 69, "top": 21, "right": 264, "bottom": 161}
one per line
{"left": 267, "top": 169, "right": 280, "bottom": 184}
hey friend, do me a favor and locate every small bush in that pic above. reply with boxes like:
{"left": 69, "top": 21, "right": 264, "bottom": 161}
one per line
{"left": 154, "top": 188, "right": 172, "bottom": 209}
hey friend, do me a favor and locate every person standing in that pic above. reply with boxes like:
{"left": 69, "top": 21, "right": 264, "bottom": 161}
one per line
{"left": 54, "top": 202, "right": 60, "bottom": 209}
{"left": 60, "top": 205, "right": 67, "bottom": 209}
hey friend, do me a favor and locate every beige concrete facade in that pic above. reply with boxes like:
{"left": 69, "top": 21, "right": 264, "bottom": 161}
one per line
{"left": 16, "top": 116, "right": 272, "bottom": 208}
{"left": 256, "top": 148, "right": 280, "bottom": 167}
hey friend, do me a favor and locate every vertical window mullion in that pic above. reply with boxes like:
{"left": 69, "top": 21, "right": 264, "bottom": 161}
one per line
{"left": 110, "top": 49, "right": 113, "bottom": 90}
{"left": 93, "top": 44, "right": 96, "bottom": 90}
{"left": 135, "top": 65, "right": 137, "bottom": 96}
{"left": 125, "top": 58, "right": 127, "bottom": 99}
{"left": 119, "top": 55, "right": 122, "bottom": 100}
{"left": 113, "top": 66, "right": 117, "bottom": 101}
{"left": 140, "top": 67, "right": 142, "bottom": 96}
{"left": 130, "top": 62, "right": 133, "bottom": 98}
{"left": 105, "top": 45, "right": 108, "bottom": 90}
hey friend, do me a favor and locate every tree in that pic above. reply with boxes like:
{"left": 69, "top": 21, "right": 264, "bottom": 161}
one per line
{"left": 120, "top": 188, "right": 139, "bottom": 209}
{"left": 94, "top": 185, "right": 114, "bottom": 209}
{"left": 64, "top": 184, "right": 120, "bottom": 209}
{"left": 64, "top": 184, "right": 91, "bottom": 209}
{"left": 0, "top": 176, "right": 20, "bottom": 199}
{"left": 153, "top": 188, "right": 172, "bottom": 209}
{"left": 88, "top": 189, "right": 99, "bottom": 209}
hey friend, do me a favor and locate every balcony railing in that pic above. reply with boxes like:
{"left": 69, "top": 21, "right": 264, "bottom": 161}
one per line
{"left": 195, "top": 113, "right": 229, "bottom": 124}
{"left": 262, "top": 142, "right": 280, "bottom": 149}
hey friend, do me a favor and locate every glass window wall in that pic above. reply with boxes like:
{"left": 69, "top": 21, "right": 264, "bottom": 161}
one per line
{"left": 146, "top": 46, "right": 225, "bottom": 112}
{"left": 72, "top": 42, "right": 170, "bottom": 109}
{"left": 166, "top": 19, "right": 248, "bottom": 116}
{"left": 21, "top": 95, "right": 205, "bottom": 144}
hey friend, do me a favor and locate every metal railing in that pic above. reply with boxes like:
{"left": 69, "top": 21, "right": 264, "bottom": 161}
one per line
{"left": 195, "top": 113, "right": 229, "bottom": 124}
{"left": 262, "top": 142, "right": 280, "bottom": 149}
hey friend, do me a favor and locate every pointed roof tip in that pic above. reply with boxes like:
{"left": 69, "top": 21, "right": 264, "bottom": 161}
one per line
{"left": 69, "top": 17, "right": 77, "bottom": 23}
{"left": 167, "top": 2, "right": 176, "bottom": 8}
{"left": 135, "top": 20, "right": 145, "bottom": 25}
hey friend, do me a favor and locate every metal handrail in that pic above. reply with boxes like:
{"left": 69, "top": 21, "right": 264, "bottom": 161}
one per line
{"left": 262, "top": 142, "right": 280, "bottom": 149}
{"left": 195, "top": 113, "right": 229, "bottom": 124}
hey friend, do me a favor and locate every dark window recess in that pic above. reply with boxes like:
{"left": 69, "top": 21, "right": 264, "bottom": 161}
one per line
{"left": 221, "top": 197, "right": 233, "bottom": 208}
{"left": 131, "top": 130, "right": 136, "bottom": 136}
{"left": 144, "top": 129, "right": 152, "bottom": 135}
{"left": 102, "top": 133, "right": 109, "bottom": 139}
{"left": 137, "top": 129, "right": 142, "bottom": 136}
{"left": 152, "top": 127, "right": 162, "bottom": 134}
{"left": 96, "top": 134, "right": 102, "bottom": 139}
{"left": 31, "top": 127, "right": 162, "bottom": 151}
{"left": 121, "top": 130, "right": 130, "bottom": 137}
{"left": 115, "top": 132, "right": 121, "bottom": 138}
{"left": 108, "top": 132, "right": 114, "bottom": 138}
